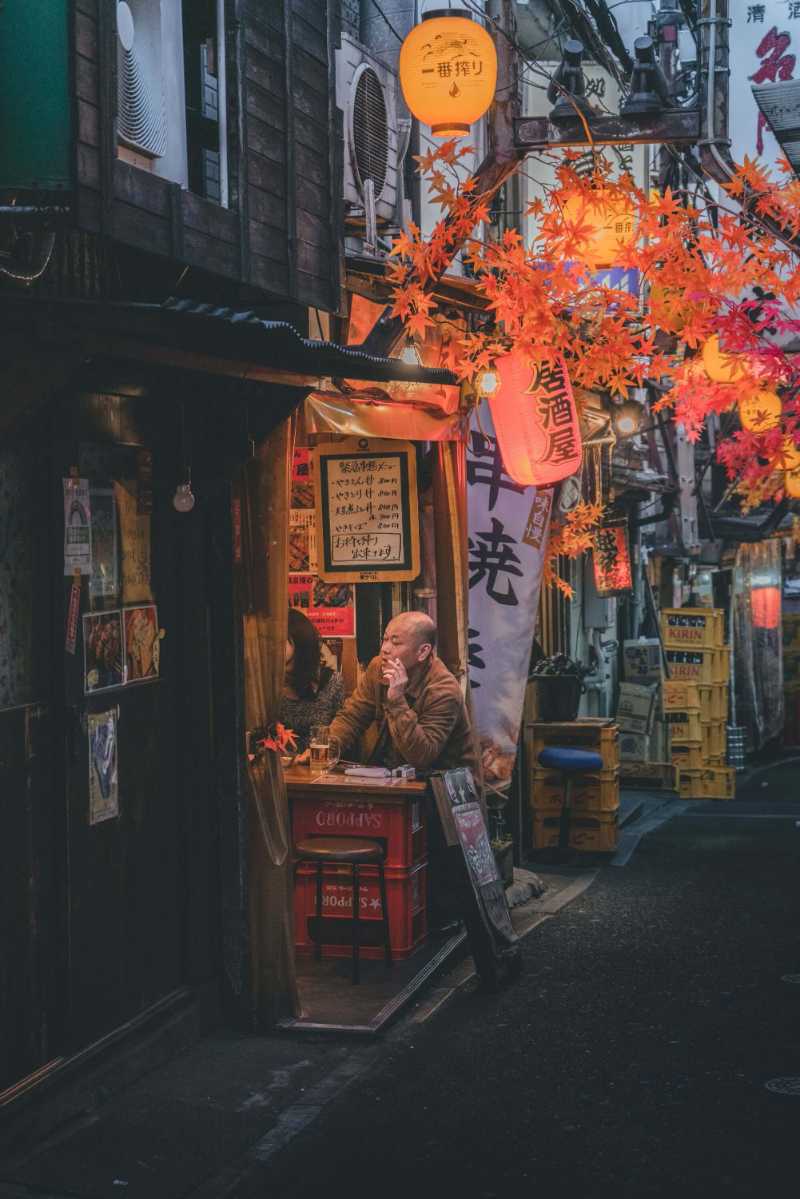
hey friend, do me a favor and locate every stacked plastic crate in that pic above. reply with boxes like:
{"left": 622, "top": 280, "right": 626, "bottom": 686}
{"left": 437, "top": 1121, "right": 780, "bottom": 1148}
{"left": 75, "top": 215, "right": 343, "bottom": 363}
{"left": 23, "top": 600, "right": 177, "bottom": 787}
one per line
{"left": 661, "top": 608, "right": 735, "bottom": 800}
{"left": 526, "top": 719, "right": 620, "bottom": 852}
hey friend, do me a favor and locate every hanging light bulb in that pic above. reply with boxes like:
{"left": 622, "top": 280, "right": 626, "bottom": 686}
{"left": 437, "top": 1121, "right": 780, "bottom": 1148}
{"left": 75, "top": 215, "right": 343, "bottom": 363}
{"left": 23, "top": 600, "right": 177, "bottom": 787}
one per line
{"left": 611, "top": 399, "right": 643, "bottom": 439}
{"left": 173, "top": 471, "right": 195, "bottom": 513}
{"left": 476, "top": 368, "right": 500, "bottom": 397}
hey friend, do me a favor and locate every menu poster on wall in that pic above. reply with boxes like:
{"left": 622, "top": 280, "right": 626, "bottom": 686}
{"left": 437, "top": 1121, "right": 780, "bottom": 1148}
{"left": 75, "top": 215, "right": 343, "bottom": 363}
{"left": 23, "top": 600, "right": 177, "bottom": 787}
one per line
{"left": 90, "top": 487, "right": 119, "bottom": 600}
{"left": 115, "top": 479, "right": 153, "bottom": 604}
{"left": 288, "top": 572, "right": 356, "bottom": 639}
{"left": 63, "top": 478, "right": 92, "bottom": 575}
{"left": 313, "top": 439, "right": 420, "bottom": 584}
{"left": 88, "top": 709, "right": 119, "bottom": 825}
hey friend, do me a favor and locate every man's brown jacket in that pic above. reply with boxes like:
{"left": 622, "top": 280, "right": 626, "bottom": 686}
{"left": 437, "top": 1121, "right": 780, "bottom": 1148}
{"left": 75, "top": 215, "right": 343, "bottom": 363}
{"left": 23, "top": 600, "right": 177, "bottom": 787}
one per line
{"left": 329, "top": 654, "right": 480, "bottom": 777}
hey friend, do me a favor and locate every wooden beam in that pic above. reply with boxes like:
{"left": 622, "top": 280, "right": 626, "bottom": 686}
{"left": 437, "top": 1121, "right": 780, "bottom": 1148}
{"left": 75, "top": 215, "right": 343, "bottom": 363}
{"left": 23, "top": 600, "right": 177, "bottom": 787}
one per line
{"left": 514, "top": 108, "right": 701, "bottom": 151}
{"left": 83, "top": 336, "right": 325, "bottom": 387}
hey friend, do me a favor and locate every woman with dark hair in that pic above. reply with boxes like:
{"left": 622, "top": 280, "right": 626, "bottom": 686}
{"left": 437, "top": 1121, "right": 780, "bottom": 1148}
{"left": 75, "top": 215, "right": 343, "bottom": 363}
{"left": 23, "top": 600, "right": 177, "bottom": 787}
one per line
{"left": 278, "top": 608, "right": 345, "bottom": 749}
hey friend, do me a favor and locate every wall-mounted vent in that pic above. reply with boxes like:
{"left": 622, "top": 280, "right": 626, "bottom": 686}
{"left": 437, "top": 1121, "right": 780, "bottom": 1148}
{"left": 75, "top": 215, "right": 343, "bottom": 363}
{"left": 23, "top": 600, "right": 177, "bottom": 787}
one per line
{"left": 117, "top": 0, "right": 167, "bottom": 158}
{"left": 351, "top": 64, "right": 389, "bottom": 202}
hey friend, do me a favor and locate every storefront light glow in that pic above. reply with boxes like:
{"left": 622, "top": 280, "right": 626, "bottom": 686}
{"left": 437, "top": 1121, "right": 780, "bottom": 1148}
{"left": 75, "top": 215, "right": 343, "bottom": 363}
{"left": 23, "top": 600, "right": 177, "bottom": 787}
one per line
{"left": 476, "top": 368, "right": 499, "bottom": 397}
{"left": 399, "top": 10, "right": 497, "bottom": 138}
{"left": 611, "top": 399, "right": 642, "bottom": 439}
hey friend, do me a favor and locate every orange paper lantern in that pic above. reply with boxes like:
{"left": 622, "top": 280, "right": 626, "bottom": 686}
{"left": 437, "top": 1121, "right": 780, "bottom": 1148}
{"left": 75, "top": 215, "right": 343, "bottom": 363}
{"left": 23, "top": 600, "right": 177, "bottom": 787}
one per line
{"left": 785, "top": 465, "right": 800, "bottom": 498}
{"left": 738, "top": 388, "right": 781, "bottom": 432}
{"left": 486, "top": 350, "right": 583, "bottom": 486}
{"left": 702, "top": 334, "right": 748, "bottom": 384}
{"left": 399, "top": 13, "right": 497, "bottom": 138}
{"left": 561, "top": 190, "right": 636, "bottom": 268}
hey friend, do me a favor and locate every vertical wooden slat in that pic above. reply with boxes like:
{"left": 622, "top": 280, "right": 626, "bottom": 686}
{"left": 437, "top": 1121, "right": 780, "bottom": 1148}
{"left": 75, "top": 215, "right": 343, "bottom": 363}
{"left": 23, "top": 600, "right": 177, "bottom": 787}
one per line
{"left": 240, "top": 415, "right": 298, "bottom": 1025}
{"left": 284, "top": 1, "right": 297, "bottom": 299}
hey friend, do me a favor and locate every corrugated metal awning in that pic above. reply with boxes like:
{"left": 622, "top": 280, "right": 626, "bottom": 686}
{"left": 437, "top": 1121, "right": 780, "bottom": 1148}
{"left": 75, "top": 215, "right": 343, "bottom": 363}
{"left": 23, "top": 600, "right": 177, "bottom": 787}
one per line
{"left": 0, "top": 294, "right": 458, "bottom": 387}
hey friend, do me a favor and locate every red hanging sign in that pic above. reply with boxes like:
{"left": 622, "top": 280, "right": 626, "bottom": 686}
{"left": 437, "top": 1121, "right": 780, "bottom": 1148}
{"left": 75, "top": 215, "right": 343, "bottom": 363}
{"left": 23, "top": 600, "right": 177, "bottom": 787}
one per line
{"left": 487, "top": 351, "right": 583, "bottom": 486}
{"left": 592, "top": 521, "right": 633, "bottom": 596}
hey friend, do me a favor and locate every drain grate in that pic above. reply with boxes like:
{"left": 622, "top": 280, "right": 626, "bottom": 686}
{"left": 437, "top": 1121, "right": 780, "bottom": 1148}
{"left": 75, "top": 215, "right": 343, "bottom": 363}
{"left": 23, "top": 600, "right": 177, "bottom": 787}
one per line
{"left": 765, "top": 1077, "right": 800, "bottom": 1096}
{"left": 781, "top": 974, "right": 800, "bottom": 985}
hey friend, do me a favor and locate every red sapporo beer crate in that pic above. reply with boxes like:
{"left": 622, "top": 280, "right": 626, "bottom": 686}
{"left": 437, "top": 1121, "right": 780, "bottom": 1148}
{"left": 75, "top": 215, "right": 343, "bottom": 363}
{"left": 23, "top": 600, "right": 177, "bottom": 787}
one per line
{"left": 292, "top": 793, "right": 426, "bottom": 870}
{"left": 294, "top": 861, "right": 427, "bottom": 960}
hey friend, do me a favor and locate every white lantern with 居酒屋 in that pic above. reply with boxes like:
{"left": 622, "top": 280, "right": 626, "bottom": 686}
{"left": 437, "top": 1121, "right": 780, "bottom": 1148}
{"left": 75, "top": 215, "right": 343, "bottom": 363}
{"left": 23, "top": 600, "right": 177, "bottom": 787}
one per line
{"left": 560, "top": 189, "right": 636, "bottom": 268}
{"left": 738, "top": 388, "right": 781, "bottom": 432}
{"left": 399, "top": 11, "right": 497, "bottom": 138}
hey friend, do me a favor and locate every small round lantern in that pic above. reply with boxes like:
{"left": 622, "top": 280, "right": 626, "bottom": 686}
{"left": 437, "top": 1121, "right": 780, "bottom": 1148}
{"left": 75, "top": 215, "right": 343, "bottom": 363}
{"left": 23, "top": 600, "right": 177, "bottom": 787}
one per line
{"left": 738, "top": 388, "right": 782, "bottom": 432}
{"left": 782, "top": 438, "right": 800, "bottom": 470}
{"left": 399, "top": 10, "right": 497, "bottom": 138}
{"left": 786, "top": 465, "right": 800, "bottom": 499}
{"left": 560, "top": 189, "right": 636, "bottom": 268}
{"left": 702, "top": 334, "right": 748, "bottom": 385}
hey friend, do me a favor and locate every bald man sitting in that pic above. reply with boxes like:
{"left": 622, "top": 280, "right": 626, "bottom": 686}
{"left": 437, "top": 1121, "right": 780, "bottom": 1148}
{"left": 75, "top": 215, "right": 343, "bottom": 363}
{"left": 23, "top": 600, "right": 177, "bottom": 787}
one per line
{"left": 329, "top": 612, "right": 480, "bottom": 776}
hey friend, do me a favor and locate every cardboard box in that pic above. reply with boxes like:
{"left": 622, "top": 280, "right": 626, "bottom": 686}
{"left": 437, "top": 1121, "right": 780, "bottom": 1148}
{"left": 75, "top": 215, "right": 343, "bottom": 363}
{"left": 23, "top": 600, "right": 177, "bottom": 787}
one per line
{"left": 622, "top": 639, "right": 662, "bottom": 686}
{"left": 617, "top": 682, "right": 657, "bottom": 734}
{"left": 619, "top": 731, "right": 650, "bottom": 761}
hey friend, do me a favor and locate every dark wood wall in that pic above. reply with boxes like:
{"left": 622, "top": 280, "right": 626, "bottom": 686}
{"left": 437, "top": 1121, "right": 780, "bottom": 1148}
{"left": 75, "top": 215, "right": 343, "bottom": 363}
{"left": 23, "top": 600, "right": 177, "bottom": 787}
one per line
{"left": 73, "top": 0, "right": 341, "bottom": 310}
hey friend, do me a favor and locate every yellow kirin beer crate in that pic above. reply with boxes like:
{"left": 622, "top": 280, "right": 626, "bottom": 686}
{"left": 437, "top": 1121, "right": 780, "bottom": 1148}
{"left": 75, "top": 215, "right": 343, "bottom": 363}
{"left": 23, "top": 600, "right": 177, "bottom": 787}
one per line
{"left": 661, "top": 608, "right": 724, "bottom": 649}
{"left": 701, "top": 721, "right": 725, "bottom": 759}
{"left": 665, "top": 709, "right": 702, "bottom": 743}
{"left": 663, "top": 680, "right": 701, "bottom": 711}
{"left": 678, "top": 766, "right": 735, "bottom": 800}
{"left": 698, "top": 684, "right": 727, "bottom": 722}
{"left": 532, "top": 808, "right": 619, "bottom": 853}
{"left": 664, "top": 648, "right": 716, "bottom": 685}
{"left": 532, "top": 768, "right": 620, "bottom": 813}
{"left": 527, "top": 718, "right": 619, "bottom": 772}
{"left": 671, "top": 742, "right": 704, "bottom": 771}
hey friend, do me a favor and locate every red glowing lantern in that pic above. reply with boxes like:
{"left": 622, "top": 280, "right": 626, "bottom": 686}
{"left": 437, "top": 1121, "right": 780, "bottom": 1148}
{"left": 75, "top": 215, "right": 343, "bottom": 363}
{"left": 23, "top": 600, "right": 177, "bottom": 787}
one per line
{"left": 592, "top": 520, "right": 633, "bottom": 596}
{"left": 751, "top": 585, "right": 781, "bottom": 629}
{"left": 486, "top": 350, "right": 583, "bottom": 486}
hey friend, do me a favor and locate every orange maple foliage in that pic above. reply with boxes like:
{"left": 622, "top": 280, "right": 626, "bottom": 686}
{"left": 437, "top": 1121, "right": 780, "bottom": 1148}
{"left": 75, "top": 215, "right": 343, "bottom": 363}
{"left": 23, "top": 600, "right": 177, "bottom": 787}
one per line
{"left": 390, "top": 147, "right": 800, "bottom": 510}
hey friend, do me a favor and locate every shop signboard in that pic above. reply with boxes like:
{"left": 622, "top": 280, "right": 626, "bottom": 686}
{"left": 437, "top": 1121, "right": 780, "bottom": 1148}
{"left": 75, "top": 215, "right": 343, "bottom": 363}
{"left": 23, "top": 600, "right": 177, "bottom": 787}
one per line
{"left": 730, "top": 1, "right": 797, "bottom": 172}
{"left": 592, "top": 520, "right": 633, "bottom": 597}
{"left": 313, "top": 438, "right": 420, "bottom": 584}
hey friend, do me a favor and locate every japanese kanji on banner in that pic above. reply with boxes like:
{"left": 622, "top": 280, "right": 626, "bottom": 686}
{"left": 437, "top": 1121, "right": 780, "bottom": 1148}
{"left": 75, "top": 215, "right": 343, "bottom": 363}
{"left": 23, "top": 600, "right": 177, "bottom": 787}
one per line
{"left": 486, "top": 350, "right": 583, "bottom": 487}
{"left": 467, "top": 403, "right": 553, "bottom": 786}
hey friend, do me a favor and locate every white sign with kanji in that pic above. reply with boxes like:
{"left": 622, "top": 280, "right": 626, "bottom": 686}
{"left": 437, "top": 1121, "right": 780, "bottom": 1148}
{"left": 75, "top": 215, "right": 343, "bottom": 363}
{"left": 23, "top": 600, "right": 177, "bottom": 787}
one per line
{"left": 466, "top": 403, "right": 552, "bottom": 788}
{"left": 730, "top": 1, "right": 799, "bottom": 171}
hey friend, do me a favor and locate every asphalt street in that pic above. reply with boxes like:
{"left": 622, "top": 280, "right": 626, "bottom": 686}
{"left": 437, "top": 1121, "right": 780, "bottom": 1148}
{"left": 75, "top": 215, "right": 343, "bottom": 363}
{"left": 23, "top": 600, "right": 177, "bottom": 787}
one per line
{"left": 238, "top": 790, "right": 800, "bottom": 1199}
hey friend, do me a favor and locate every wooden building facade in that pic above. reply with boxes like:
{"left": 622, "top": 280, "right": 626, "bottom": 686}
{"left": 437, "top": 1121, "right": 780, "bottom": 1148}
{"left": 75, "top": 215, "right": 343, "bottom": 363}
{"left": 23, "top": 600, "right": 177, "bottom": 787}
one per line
{"left": 0, "top": 0, "right": 455, "bottom": 1134}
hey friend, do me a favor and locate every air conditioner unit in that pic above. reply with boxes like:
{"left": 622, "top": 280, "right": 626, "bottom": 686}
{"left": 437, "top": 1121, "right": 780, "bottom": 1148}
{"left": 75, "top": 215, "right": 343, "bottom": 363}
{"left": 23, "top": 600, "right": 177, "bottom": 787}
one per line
{"left": 336, "top": 35, "right": 400, "bottom": 243}
{"left": 116, "top": 0, "right": 167, "bottom": 158}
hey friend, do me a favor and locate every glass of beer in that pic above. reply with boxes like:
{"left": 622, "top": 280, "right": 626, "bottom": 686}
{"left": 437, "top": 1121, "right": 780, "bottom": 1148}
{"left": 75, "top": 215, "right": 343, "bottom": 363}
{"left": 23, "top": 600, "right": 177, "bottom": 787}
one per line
{"left": 309, "top": 725, "right": 340, "bottom": 774}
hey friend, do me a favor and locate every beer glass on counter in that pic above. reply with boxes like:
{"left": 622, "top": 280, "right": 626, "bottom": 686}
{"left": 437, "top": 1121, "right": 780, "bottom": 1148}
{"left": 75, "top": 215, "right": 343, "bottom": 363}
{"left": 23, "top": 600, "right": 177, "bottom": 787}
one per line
{"left": 309, "top": 725, "right": 340, "bottom": 775}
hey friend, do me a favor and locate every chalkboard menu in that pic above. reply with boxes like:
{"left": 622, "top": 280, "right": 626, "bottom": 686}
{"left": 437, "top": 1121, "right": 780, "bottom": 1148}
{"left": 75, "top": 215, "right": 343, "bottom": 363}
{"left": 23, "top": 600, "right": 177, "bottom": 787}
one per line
{"left": 313, "top": 438, "right": 420, "bottom": 584}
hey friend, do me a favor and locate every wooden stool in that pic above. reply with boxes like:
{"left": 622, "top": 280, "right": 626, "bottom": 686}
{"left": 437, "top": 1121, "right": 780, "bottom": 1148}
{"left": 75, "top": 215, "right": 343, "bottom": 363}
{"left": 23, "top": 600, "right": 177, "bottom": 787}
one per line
{"left": 537, "top": 747, "right": 604, "bottom": 853}
{"left": 294, "top": 837, "right": 392, "bottom": 984}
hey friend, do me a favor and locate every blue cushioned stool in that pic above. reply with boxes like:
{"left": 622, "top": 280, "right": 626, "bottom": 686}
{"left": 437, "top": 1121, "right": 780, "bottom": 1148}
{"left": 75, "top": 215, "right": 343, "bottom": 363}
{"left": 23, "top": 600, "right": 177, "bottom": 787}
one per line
{"left": 537, "top": 747, "right": 604, "bottom": 853}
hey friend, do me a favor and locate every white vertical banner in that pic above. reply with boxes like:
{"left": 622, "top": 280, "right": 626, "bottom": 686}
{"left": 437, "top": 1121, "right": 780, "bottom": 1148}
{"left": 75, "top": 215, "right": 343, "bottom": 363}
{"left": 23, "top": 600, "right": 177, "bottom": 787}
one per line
{"left": 730, "top": 1, "right": 798, "bottom": 171}
{"left": 467, "top": 402, "right": 552, "bottom": 787}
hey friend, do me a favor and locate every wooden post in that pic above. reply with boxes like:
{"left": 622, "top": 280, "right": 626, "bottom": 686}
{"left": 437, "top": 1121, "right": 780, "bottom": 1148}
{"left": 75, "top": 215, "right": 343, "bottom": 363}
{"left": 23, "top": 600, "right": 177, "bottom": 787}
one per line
{"left": 240, "top": 415, "right": 298, "bottom": 1026}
